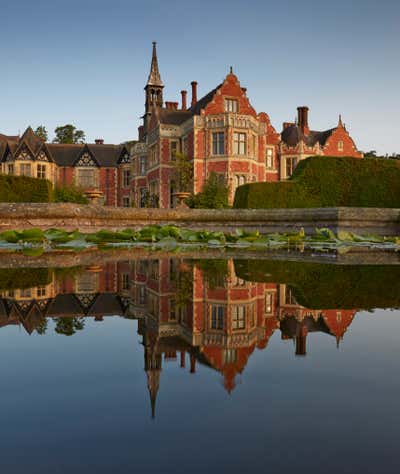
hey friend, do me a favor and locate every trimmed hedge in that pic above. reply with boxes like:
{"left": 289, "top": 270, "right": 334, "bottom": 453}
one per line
{"left": 234, "top": 259, "right": 400, "bottom": 309}
{"left": 0, "top": 174, "right": 53, "bottom": 203}
{"left": 233, "top": 156, "right": 400, "bottom": 208}
{"left": 0, "top": 268, "right": 51, "bottom": 290}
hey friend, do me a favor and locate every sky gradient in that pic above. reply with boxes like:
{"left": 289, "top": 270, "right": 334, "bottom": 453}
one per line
{"left": 1, "top": 0, "right": 399, "bottom": 154}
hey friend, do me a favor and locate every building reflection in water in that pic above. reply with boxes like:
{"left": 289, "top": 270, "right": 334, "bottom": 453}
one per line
{"left": 0, "top": 259, "right": 357, "bottom": 416}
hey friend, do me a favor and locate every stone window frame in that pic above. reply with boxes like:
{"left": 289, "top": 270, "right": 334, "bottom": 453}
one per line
{"left": 139, "top": 156, "right": 147, "bottom": 176}
{"left": 225, "top": 97, "right": 239, "bottom": 113}
{"left": 170, "top": 139, "right": 179, "bottom": 161}
{"left": 20, "top": 163, "right": 32, "bottom": 177}
{"left": 122, "top": 196, "right": 131, "bottom": 208}
{"left": 75, "top": 167, "right": 99, "bottom": 188}
{"left": 122, "top": 167, "right": 131, "bottom": 188}
{"left": 37, "top": 163, "right": 47, "bottom": 179}
{"left": 210, "top": 304, "right": 225, "bottom": 331}
{"left": 266, "top": 147, "right": 275, "bottom": 170}
{"left": 285, "top": 156, "right": 298, "bottom": 179}
{"left": 338, "top": 140, "right": 344, "bottom": 152}
{"left": 211, "top": 131, "right": 225, "bottom": 156}
{"left": 232, "top": 305, "right": 246, "bottom": 331}
{"left": 233, "top": 131, "right": 247, "bottom": 156}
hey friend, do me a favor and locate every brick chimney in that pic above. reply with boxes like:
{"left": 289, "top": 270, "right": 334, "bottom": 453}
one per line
{"left": 171, "top": 102, "right": 178, "bottom": 110}
{"left": 95, "top": 139, "right": 104, "bottom": 145}
{"left": 181, "top": 90, "right": 187, "bottom": 110}
{"left": 297, "top": 106, "right": 309, "bottom": 134}
{"left": 138, "top": 125, "right": 144, "bottom": 141}
{"left": 191, "top": 81, "right": 198, "bottom": 107}
{"left": 283, "top": 122, "right": 295, "bottom": 130}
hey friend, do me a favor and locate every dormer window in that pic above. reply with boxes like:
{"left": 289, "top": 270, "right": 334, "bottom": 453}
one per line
{"left": 225, "top": 99, "right": 238, "bottom": 113}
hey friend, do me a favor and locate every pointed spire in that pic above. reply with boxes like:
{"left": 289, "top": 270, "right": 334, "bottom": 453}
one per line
{"left": 147, "top": 41, "right": 163, "bottom": 87}
{"left": 229, "top": 66, "right": 233, "bottom": 74}
{"left": 338, "top": 114, "right": 344, "bottom": 128}
{"left": 147, "top": 368, "right": 160, "bottom": 419}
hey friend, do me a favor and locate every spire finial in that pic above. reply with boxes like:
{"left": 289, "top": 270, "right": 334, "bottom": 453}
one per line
{"left": 230, "top": 66, "right": 233, "bottom": 74}
{"left": 338, "top": 114, "right": 343, "bottom": 127}
{"left": 147, "top": 41, "right": 163, "bottom": 87}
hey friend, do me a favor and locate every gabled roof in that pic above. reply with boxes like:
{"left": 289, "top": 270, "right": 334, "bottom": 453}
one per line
{"left": 0, "top": 133, "right": 19, "bottom": 144}
{"left": 46, "top": 144, "right": 83, "bottom": 166}
{"left": 281, "top": 124, "right": 336, "bottom": 148}
{"left": 157, "top": 109, "right": 193, "bottom": 125}
{"left": 19, "top": 127, "right": 44, "bottom": 155}
{"left": 189, "top": 84, "right": 222, "bottom": 115}
{"left": 45, "top": 143, "right": 129, "bottom": 167}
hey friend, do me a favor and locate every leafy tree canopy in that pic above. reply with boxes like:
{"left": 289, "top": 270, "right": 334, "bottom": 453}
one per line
{"left": 188, "top": 172, "right": 229, "bottom": 209}
{"left": 34, "top": 125, "right": 48, "bottom": 142}
{"left": 53, "top": 124, "right": 86, "bottom": 144}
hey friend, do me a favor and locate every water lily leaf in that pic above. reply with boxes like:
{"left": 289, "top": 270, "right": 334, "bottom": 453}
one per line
{"left": 156, "top": 237, "right": 178, "bottom": 248}
{"left": 19, "top": 228, "right": 45, "bottom": 243}
{"left": 22, "top": 247, "right": 44, "bottom": 257}
{"left": 207, "top": 239, "right": 223, "bottom": 247}
{"left": 314, "top": 228, "right": 336, "bottom": 241}
{"left": 337, "top": 231, "right": 354, "bottom": 241}
{"left": 0, "top": 230, "right": 19, "bottom": 243}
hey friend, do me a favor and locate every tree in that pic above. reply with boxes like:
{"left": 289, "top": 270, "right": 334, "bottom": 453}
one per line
{"left": 54, "top": 317, "right": 85, "bottom": 336}
{"left": 188, "top": 172, "right": 229, "bottom": 209}
{"left": 34, "top": 125, "right": 48, "bottom": 142}
{"left": 53, "top": 124, "right": 86, "bottom": 144}
{"left": 171, "top": 152, "right": 193, "bottom": 192}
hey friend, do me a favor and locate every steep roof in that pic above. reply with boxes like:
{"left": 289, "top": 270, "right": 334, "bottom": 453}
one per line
{"left": 281, "top": 124, "right": 336, "bottom": 148}
{"left": 157, "top": 108, "right": 193, "bottom": 125}
{"left": 189, "top": 84, "right": 222, "bottom": 115}
{"left": 146, "top": 42, "right": 163, "bottom": 88}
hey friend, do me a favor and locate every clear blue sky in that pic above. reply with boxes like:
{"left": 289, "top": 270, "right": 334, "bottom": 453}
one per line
{"left": 1, "top": 0, "right": 399, "bottom": 154}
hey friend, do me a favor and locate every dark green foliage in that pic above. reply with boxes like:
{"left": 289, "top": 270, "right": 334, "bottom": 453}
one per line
{"left": 0, "top": 268, "right": 51, "bottom": 290}
{"left": 194, "top": 259, "right": 229, "bottom": 289}
{"left": 0, "top": 174, "right": 53, "bottom": 202}
{"left": 233, "top": 156, "right": 400, "bottom": 208}
{"left": 53, "top": 124, "right": 85, "bottom": 144}
{"left": 234, "top": 259, "right": 400, "bottom": 309}
{"left": 54, "top": 185, "right": 89, "bottom": 204}
{"left": 34, "top": 125, "right": 48, "bottom": 141}
{"left": 54, "top": 317, "right": 85, "bottom": 336}
{"left": 188, "top": 172, "right": 230, "bottom": 209}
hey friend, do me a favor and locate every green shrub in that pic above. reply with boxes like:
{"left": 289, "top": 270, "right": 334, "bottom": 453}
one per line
{"left": 54, "top": 185, "right": 89, "bottom": 204}
{"left": 0, "top": 268, "right": 51, "bottom": 290}
{"left": 188, "top": 172, "right": 230, "bottom": 209}
{"left": 234, "top": 259, "right": 400, "bottom": 309}
{"left": 233, "top": 156, "right": 400, "bottom": 208}
{"left": 0, "top": 174, "right": 52, "bottom": 202}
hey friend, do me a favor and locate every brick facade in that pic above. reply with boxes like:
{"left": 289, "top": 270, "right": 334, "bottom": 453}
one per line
{"left": 131, "top": 44, "right": 363, "bottom": 208}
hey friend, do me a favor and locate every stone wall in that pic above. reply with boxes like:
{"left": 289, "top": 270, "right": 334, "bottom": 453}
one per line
{"left": 0, "top": 203, "right": 398, "bottom": 235}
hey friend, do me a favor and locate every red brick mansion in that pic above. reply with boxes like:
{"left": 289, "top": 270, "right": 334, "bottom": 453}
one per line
{"left": 0, "top": 42, "right": 362, "bottom": 207}
{"left": 131, "top": 42, "right": 362, "bottom": 208}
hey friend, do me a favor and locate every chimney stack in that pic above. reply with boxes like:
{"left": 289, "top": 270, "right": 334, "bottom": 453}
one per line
{"left": 191, "top": 81, "right": 198, "bottom": 107}
{"left": 138, "top": 125, "right": 144, "bottom": 141}
{"left": 95, "top": 139, "right": 104, "bottom": 145}
{"left": 181, "top": 90, "right": 187, "bottom": 110}
{"left": 297, "top": 106, "right": 309, "bottom": 134}
{"left": 283, "top": 122, "right": 295, "bottom": 130}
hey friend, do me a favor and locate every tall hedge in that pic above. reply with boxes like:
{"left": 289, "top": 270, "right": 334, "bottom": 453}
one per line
{"left": 0, "top": 174, "right": 53, "bottom": 203}
{"left": 233, "top": 156, "right": 400, "bottom": 208}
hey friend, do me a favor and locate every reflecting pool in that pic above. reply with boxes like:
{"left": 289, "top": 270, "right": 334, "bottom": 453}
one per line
{"left": 0, "top": 257, "right": 399, "bottom": 473}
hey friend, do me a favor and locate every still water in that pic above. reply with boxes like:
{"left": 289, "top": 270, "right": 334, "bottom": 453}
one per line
{"left": 0, "top": 257, "right": 399, "bottom": 473}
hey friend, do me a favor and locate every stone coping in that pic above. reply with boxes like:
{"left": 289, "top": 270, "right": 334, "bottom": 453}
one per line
{"left": 0, "top": 203, "right": 398, "bottom": 235}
